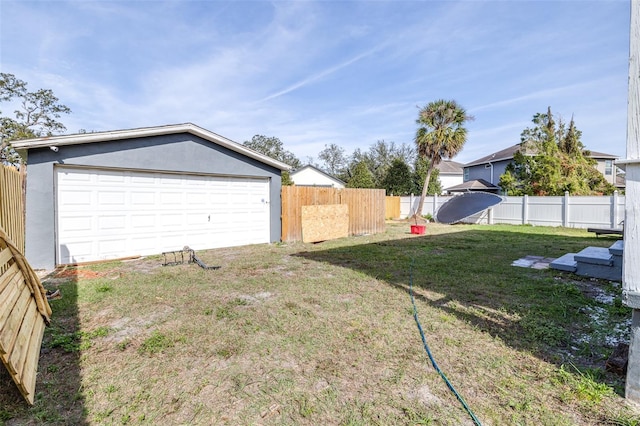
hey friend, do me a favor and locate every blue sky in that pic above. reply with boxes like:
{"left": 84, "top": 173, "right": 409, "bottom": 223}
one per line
{"left": 1, "top": 0, "right": 631, "bottom": 165}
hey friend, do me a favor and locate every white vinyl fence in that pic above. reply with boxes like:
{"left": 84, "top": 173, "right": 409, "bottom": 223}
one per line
{"left": 400, "top": 192, "right": 625, "bottom": 229}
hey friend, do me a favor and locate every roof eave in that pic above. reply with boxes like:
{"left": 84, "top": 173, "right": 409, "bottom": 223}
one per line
{"left": 11, "top": 123, "right": 292, "bottom": 171}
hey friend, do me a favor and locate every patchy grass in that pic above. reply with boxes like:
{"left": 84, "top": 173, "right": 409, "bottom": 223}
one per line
{"left": 1, "top": 222, "right": 639, "bottom": 425}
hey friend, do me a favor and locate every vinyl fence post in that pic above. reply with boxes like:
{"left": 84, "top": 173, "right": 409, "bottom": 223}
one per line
{"left": 612, "top": 191, "right": 619, "bottom": 228}
{"left": 433, "top": 193, "right": 438, "bottom": 218}
{"left": 522, "top": 195, "right": 529, "bottom": 225}
{"left": 563, "top": 191, "right": 570, "bottom": 228}
{"left": 410, "top": 193, "right": 414, "bottom": 218}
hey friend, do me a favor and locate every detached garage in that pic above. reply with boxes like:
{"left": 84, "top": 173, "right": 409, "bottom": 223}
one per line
{"left": 13, "top": 123, "right": 290, "bottom": 270}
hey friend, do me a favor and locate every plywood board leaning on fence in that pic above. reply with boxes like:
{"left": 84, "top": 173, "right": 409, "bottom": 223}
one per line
{"left": 301, "top": 204, "right": 349, "bottom": 243}
{"left": 0, "top": 226, "right": 51, "bottom": 405}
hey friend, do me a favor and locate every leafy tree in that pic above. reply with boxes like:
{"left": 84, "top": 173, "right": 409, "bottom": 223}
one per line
{"left": 341, "top": 140, "right": 415, "bottom": 188}
{"left": 394, "top": 142, "right": 417, "bottom": 169}
{"left": 414, "top": 100, "right": 472, "bottom": 216}
{"left": 318, "top": 143, "right": 347, "bottom": 177}
{"left": 412, "top": 157, "right": 441, "bottom": 196}
{"left": 243, "top": 134, "right": 301, "bottom": 185}
{"left": 381, "top": 158, "right": 413, "bottom": 195}
{"left": 346, "top": 161, "right": 375, "bottom": 188}
{"left": 1, "top": 73, "right": 71, "bottom": 165}
{"left": 499, "top": 108, "right": 616, "bottom": 196}
{"left": 365, "top": 140, "right": 395, "bottom": 187}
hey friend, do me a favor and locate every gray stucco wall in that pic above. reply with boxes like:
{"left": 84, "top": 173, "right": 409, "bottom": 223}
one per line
{"left": 24, "top": 133, "right": 283, "bottom": 270}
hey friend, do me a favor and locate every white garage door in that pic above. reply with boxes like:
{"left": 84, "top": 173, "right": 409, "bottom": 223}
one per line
{"left": 55, "top": 167, "right": 270, "bottom": 265}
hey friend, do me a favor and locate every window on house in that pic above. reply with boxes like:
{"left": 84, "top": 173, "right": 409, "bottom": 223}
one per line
{"left": 463, "top": 167, "right": 469, "bottom": 181}
{"left": 605, "top": 160, "right": 613, "bottom": 176}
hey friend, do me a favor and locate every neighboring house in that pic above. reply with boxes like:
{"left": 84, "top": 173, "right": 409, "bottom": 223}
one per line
{"left": 436, "top": 160, "right": 464, "bottom": 194}
{"left": 12, "top": 123, "right": 291, "bottom": 270}
{"left": 290, "top": 165, "right": 346, "bottom": 188}
{"left": 463, "top": 143, "right": 622, "bottom": 189}
{"left": 589, "top": 150, "right": 619, "bottom": 186}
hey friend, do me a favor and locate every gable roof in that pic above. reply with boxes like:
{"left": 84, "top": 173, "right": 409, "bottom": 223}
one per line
{"left": 464, "top": 144, "right": 522, "bottom": 167}
{"left": 435, "top": 160, "right": 464, "bottom": 174}
{"left": 465, "top": 143, "right": 619, "bottom": 167}
{"left": 445, "top": 179, "right": 500, "bottom": 192}
{"left": 587, "top": 150, "right": 618, "bottom": 160}
{"left": 290, "top": 165, "right": 346, "bottom": 186}
{"left": 11, "top": 123, "right": 292, "bottom": 171}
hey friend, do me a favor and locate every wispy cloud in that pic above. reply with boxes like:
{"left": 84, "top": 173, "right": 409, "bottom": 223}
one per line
{"left": 0, "top": 0, "right": 630, "bottom": 163}
{"left": 258, "top": 47, "right": 382, "bottom": 103}
{"left": 469, "top": 77, "right": 619, "bottom": 113}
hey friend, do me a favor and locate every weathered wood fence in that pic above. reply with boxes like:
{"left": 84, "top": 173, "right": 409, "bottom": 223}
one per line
{"left": 0, "top": 227, "right": 51, "bottom": 404}
{"left": 281, "top": 186, "right": 386, "bottom": 242}
{"left": 0, "top": 165, "right": 50, "bottom": 405}
{"left": 385, "top": 196, "right": 401, "bottom": 220}
{"left": 0, "top": 165, "right": 25, "bottom": 253}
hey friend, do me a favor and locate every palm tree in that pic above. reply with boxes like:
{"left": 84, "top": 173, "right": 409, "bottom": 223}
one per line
{"left": 413, "top": 100, "right": 473, "bottom": 218}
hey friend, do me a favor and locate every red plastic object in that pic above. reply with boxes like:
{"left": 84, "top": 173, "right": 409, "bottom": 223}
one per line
{"left": 411, "top": 225, "right": 426, "bottom": 235}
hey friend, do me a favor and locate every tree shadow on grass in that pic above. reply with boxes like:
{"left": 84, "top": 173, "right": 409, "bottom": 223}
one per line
{"left": 0, "top": 268, "right": 87, "bottom": 425}
{"left": 293, "top": 225, "right": 628, "bottom": 391}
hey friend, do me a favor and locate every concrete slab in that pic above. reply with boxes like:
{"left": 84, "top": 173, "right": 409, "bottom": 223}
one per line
{"left": 550, "top": 253, "right": 577, "bottom": 272}
{"left": 574, "top": 246, "right": 613, "bottom": 266}
{"left": 577, "top": 262, "right": 622, "bottom": 281}
{"left": 512, "top": 259, "right": 535, "bottom": 267}
{"left": 531, "top": 262, "right": 551, "bottom": 270}
{"left": 610, "top": 240, "right": 624, "bottom": 256}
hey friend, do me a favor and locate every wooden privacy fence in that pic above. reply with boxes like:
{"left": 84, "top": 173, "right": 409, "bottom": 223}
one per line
{"left": 281, "top": 186, "right": 386, "bottom": 242}
{"left": 0, "top": 165, "right": 25, "bottom": 253}
{"left": 385, "top": 196, "right": 401, "bottom": 220}
{"left": 0, "top": 226, "right": 51, "bottom": 404}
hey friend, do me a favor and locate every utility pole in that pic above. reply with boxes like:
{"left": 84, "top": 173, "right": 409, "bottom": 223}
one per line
{"left": 617, "top": 0, "right": 640, "bottom": 403}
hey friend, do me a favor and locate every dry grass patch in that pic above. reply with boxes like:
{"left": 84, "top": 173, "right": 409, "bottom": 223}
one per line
{"left": 1, "top": 222, "right": 639, "bottom": 425}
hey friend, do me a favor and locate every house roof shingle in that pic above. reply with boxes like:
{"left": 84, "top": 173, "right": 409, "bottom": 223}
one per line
{"left": 435, "top": 160, "right": 464, "bottom": 174}
{"left": 464, "top": 143, "right": 619, "bottom": 167}
{"left": 444, "top": 179, "right": 500, "bottom": 192}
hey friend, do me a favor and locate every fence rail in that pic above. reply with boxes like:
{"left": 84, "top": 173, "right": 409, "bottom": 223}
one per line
{"left": 282, "top": 186, "right": 386, "bottom": 242}
{"left": 394, "top": 192, "right": 626, "bottom": 230}
{"left": 0, "top": 165, "right": 25, "bottom": 252}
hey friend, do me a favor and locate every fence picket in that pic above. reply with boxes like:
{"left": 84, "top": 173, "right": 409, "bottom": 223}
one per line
{"left": 0, "top": 166, "right": 25, "bottom": 252}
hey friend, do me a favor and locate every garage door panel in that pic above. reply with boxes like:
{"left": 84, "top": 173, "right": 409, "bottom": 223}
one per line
{"left": 59, "top": 241, "right": 94, "bottom": 264}
{"left": 130, "top": 237, "right": 158, "bottom": 252}
{"left": 97, "top": 172, "right": 126, "bottom": 183}
{"left": 56, "top": 167, "right": 270, "bottom": 264}
{"left": 186, "top": 213, "right": 207, "bottom": 226}
{"left": 59, "top": 190, "right": 93, "bottom": 207}
{"left": 98, "top": 239, "right": 129, "bottom": 256}
{"left": 131, "top": 192, "right": 156, "bottom": 205}
{"left": 97, "top": 191, "right": 126, "bottom": 206}
{"left": 131, "top": 214, "right": 156, "bottom": 228}
{"left": 58, "top": 169, "right": 93, "bottom": 183}
{"left": 186, "top": 192, "right": 207, "bottom": 204}
{"left": 97, "top": 215, "right": 127, "bottom": 230}
{"left": 58, "top": 215, "right": 93, "bottom": 232}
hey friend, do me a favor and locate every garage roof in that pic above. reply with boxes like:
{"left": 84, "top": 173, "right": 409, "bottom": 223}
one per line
{"left": 11, "top": 123, "right": 292, "bottom": 171}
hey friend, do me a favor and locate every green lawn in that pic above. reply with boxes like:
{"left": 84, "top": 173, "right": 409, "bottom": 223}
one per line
{"left": 1, "top": 222, "right": 638, "bottom": 425}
